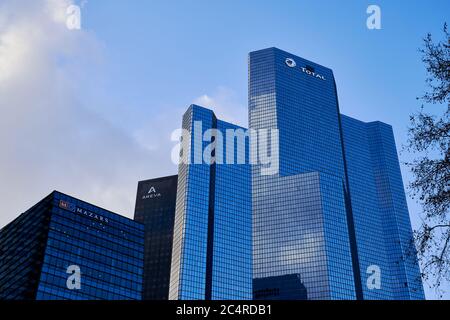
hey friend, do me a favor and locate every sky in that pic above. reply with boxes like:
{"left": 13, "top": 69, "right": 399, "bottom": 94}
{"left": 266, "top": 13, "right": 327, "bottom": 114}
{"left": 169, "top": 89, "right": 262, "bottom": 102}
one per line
{"left": 0, "top": 0, "right": 449, "bottom": 299}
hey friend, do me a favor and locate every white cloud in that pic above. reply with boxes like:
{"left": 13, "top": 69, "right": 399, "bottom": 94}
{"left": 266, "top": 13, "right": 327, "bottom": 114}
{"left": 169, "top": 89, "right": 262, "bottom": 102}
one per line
{"left": 0, "top": 0, "right": 175, "bottom": 228}
{"left": 193, "top": 86, "right": 247, "bottom": 127}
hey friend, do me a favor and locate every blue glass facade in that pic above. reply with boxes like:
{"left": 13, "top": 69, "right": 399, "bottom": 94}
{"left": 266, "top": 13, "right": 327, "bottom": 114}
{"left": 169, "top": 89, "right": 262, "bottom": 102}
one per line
{"left": 250, "top": 48, "right": 356, "bottom": 300}
{"left": 341, "top": 115, "right": 393, "bottom": 300}
{"left": 169, "top": 105, "right": 252, "bottom": 300}
{"left": 0, "top": 191, "right": 144, "bottom": 300}
{"left": 341, "top": 116, "right": 425, "bottom": 299}
{"left": 0, "top": 196, "right": 51, "bottom": 300}
{"left": 366, "top": 121, "right": 425, "bottom": 299}
{"left": 249, "top": 47, "right": 424, "bottom": 300}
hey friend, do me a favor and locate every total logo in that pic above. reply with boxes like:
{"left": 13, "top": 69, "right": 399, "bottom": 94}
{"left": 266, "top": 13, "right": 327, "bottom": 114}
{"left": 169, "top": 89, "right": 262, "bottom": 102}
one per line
{"left": 285, "top": 58, "right": 326, "bottom": 81}
{"left": 142, "top": 186, "right": 162, "bottom": 200}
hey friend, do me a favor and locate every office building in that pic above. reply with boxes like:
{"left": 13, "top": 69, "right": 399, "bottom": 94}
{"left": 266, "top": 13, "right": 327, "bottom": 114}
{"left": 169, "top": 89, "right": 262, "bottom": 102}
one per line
{"left": 134, "top": 175, "right": 178, "bottom": 300}
{"left": 341, "top": 116, "right": 425, "bottom": 299}
{"left": 0, "top": 191, "right": 144, "bottom": 300}
{"left": 169, "top": 105, "right": 252, "bottom": 300}
{"left": 249, "top": 47, "right": 424, "bottom": 300}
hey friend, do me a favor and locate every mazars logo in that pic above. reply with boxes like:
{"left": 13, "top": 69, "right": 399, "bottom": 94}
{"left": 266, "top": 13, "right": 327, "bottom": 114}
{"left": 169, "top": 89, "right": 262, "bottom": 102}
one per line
{"left": 285, "top": 58, "right": 326, "bottom": 81}
{"left": 59, "top": 200, "right": 109, "bottom": 224}
{"left": 142, "top": 186, "right": 162, "bottom": 200}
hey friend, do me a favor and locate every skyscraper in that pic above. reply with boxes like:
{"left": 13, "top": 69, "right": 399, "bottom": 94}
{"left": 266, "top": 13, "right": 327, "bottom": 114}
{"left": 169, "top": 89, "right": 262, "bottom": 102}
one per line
{"left": 169, "top": 104, "right": 252, "bottom": 300}
{"left": 134, "top": 175, "right": 178, "bottom": 300}
{"left": 341, "top": 116, "right": 425, "bottom": 299}
{"left": 0, "top": 191, "right": 144, "bottom": 300}
{"left": 249, "top": 47, "right": 424, "bottom": 300}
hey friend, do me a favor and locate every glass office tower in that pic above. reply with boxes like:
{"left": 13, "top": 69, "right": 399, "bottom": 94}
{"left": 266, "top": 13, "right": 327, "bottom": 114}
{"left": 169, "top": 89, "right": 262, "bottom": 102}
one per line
{"left": 0, "top": 191, "right": 144, "bottom": 300}
{"left": 134, "top": 175, "right": 178, "bottom": 300}
{"left": 249, "top": 47, "right": 424, "bottom": 300}
{"left": 169, "top": 104, "right": 252, "bottom": 300}
{"left": 341, "top": 116, "right": 424, "bottom": 299}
